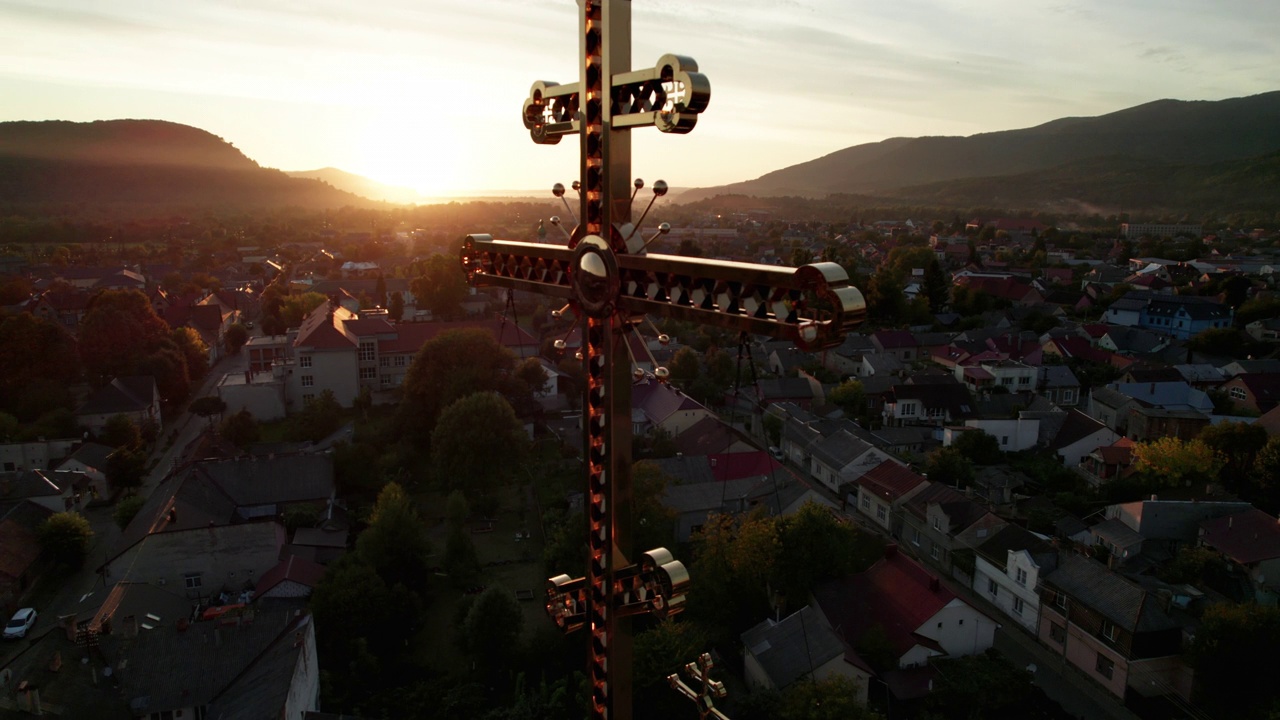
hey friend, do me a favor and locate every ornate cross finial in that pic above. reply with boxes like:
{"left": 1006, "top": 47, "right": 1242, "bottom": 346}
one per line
{"left": 668, "top": 652, "right": 731, "bottom": 720}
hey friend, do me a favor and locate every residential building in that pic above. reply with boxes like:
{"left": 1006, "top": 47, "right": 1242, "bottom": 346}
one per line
{"left": 1121, "top": 223, "right": 1202, "bottom": 239}
{"left": 947, "top": 418, "right": 1039, "bottom": 453}
{"left": 742, "top": 606, "right": 873, "bottom": 703}
{"left": 1038, "top": 555, "right": 1189, "bottom": 702}
{"left": 808, "top": 430, "right": 899, "bottom": 495}
{"left": 0, "top": 437, "right": 78, "bottom": 473}
{"left": 972, "top": 525, "right": 1058, "bottom": 634}
{"left": 1050, "top": 409, "right": 1121, "bottom": 467}
{"left": 1106, "top": 498, "right": 1251, "bottom": 557}
{"left": 1078, "top": 438, "right": 1136, "bottom": 486}
{"left": 882, "top": 383, "right": 975, "bottom": 427}
{"left": 816, "top": 547, "right": 999, "bottom": 678}
{"left": 1125, "top": 407, "right": 1210, "bottom": 442}
{"left": 632, "top": 380, "right": 714, "bottom": 437}
{"left": 1037, "top": 365, "right": 1080, "bottom": 406}
{"left": 1198, "top": 508, "right": 1280, "bottom": 605}
{"left": 1219, "top": 372, "right": 1280, "bottom": 415}
{"left": 853, "top": 460, "right": 927, "bottom": 534}
{"left": 0, "top": 500, "right": 52, "bottom": 607}
{"left": 75, "top": 376, "right": 162, "bottom": 434}
{"left": 901, "top": 482, "right": 1007, "bottom": 579}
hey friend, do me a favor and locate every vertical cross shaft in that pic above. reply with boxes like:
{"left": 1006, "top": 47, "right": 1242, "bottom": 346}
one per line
{"left": 579, "top": 3, "right": 634, "bottom": 717}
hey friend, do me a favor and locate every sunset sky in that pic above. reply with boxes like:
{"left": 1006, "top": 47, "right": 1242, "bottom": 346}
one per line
{"left": 1, "top": 0, "right": 1277, "bottom": 197}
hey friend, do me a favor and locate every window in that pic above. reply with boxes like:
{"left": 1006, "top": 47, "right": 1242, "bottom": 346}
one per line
{"left": 1063, "top": 389, "right": 1075, "bottom": 403}
{"left": 299, "top": 355, "right": 312, "bottom": 368}
{"left": 1101, "top": 620, "right": 1117, "bottom": 642}
{"left": 1095, "top": 653, "right": 1114, "bottom": 680}
{"left": 394, "top": 355, "right": 406, "bottom": 367}
{"left": 902, "top": 403, "right": 916, "bottom": 416}
{"left": 1001, "top": 377, "right": 1013, "bottom": 386}
{"left": 1018, "top": 376, "right": 1030, "bottom": 385}
{"left": 862, "top": 494, "right": 871, "bottom": 509}
{"left": 1055, "top": 591, "right": 1067, "bottom": 610}
{"left": 184, "top": 573, "right": 202, "bottom": 590}
{"left": 302, "top": 393, "right": 315, "bottom": 402}
{"left": 379, "top": 356, "right": 390, "bottom": 367}
{"left": 1050, "top": 622, "right": 1066, "bottom": 645}
{"left": 1001, "top": 436, "right": 1009, "bottom": 446}
{"left": 988, "top": 579, "right": 998, "bottom": 596}
{"left": 931, "top": 516, "right": 941, "bottom": 531}
{"left": 1016, "top": 568, "right": 1028, "bottom": 587}
{"left": 301, "top": 375, "right": 314, "bottom": 388}
{"left": 359, "top": 367, "right": 376, "bottom": 380}
{"left": 1013, "top": 597, "right": 1024, "bottom": 615}
{"left": 381, "top": 375, "right": 392, "bottom": 387}
{"left": 911, "top": 528, "right": 920, "bottom": 546}
{"left": 876, "top": 505, "right": 887, "bottom": 521}
{"left": 2, "top": 462, "right": 13, "bottom": 472}
{"left": 930, "top": 545, "right": 939, "bottom": 560}
{"left": 359, "top": 341, "right": 376, "bottom": 362}
{"left": 1230, "top": 386, "right": 1247, "bottom": 401}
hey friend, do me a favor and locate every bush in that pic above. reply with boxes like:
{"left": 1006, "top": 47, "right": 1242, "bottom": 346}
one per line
{"left": 112, "top": 496, "right": 146, "bottom": 530}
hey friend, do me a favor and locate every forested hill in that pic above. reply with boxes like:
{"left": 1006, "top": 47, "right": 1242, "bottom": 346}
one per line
{"left": 680, "top": 91, "right": 1280, "bottom": 207}
{"left": 0, "top": 119, "right": 379, "bottom": 212}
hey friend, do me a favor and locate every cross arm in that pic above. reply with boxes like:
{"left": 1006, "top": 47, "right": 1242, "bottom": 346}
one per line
{"left": 460, "top": 235, "right": 866, "bottom": 350}
{"left": 522, "top": 54, "right": 710, "bottom": 144}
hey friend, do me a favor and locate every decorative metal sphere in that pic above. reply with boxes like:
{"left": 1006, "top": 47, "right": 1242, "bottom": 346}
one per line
{"left": 552, "top": 183, "right": 566, "bottom": 198}
{"left": 550, "top": 215, "right": 562, "bottom": 226}
{"left": 658, "top": 333, "right": 670, "bottom": 345}
{"left": 653, "top": 180, "right": 668, "bottom": 197}
{"left": 657, "top": 222, "right": 671, "bottom": 234}
{"left": 654, "top": 367, "right": 670, "bottom": 380}
{"left": 633, "top": 367, "right": 645, "bottom": 381}
{"left": 554, "top": 339, "right": 567, "bottom": 350}
{"left": 575, "top": 351, "right": 584, "bottom": 361}
{"left": 571, "top": 180, "right": 581, "bottom": 192}
{"left": 634, "top": 178, "right": 644, "bottom": 190}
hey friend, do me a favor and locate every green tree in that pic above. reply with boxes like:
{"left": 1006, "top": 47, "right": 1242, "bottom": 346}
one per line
{"left": 1200, "top": 421, "right": 1268, "bottom": 477}
{"left": 410, "top": 254, "right": 468, "bottom": 320}
{"left": 1190, "top": 603, "right": 1280, "bottom": 719}
{"left": 926, "top": 447, "right": 975, "bottom": 488}
{"left": 633, "top": 461, "right": 678, "bottom": 553}
{"left": 112, "top": 495, "right": 146, "bottom": 530}
{"left": 223, "top": 322, "right": 249, "bottom": 354}
{"left": 1250, "top": 437, "right": 1280, "bottom": 512}
{"left": 923, "top": 258, "right": 950, "bottom": 312}
{"left": 401, "top": 328, "right": 519, "bottom": 442}
{"left": 105, "top": 447, "right": 147, "bottom": 491}
{"left": 445, "top": 489, "right": 471, "bottom": 527}
{"left": 688, "top": 510, "right": 779, "bottom": 640}
{"left": 295, "top": 390, "right": 344, "bottom": 442}
{"left": 829, "top": 379, "right": 866, "bottom": 419}
{"left": 39, "top": 512, "right": 94, "bottom": 568}
{"left": 739, "top": 676, "right": 880, "bottom": 720}
{"left": 866, "top": 266, "right": 905, "bottom": 324}
{"left": 279, "top": 292, "right": 328, "bottom": 328}
{"left": 190, "top": 395, "right": 227, "bottom": 429}
{"left": 431, "top": 392, "right": 527, "bottom": 494}
{"left": 773, "top": 502, "right": 883, "bottom": 611}
{"left": 171, "top": 326, "right": 209, "bottom": 380}
{"left": 219, "top": 409, "right": 260, "bottom": 447}
{"left": 356, "top": 482, "right": 433, "bottom": 592}
{"left": 78, "top": 289, "right": 177, "bottom": 386}
{"left": 952, "top": 430, "right": 1002, "bottom": 465}
{"left": 462, "top": 586, "right": 525, "bottom": 672}
{"left": 632, "top": 618, "right": 714, "bottom": 690}
{"left": 668, "top": 346, "right": 701, "bottom": 386}
{"left": 0, "top": 314, "right": 80, "bottom": 421}
{"left": 100, "top": 414, "right": 143, "bottom": 450}
{"left": 388, "top": 291, "right": 405, "bottom": 322}
{"left": 922, "top": 653, "right": 1036, "bottom": 720}
{"left": 310, "top": 552, "right": 421, "bottom": 661}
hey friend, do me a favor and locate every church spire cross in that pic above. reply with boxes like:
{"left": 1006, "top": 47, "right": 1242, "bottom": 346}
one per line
{"left": 459, "top": 3, "right": 865, "bottom": 719}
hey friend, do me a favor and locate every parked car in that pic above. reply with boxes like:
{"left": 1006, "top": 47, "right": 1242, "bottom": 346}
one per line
{"left": 4, "top": 608, "right": 37, "bottom": 639}
{"left": 769, "top": 446, "right": 785, "bottom": 461}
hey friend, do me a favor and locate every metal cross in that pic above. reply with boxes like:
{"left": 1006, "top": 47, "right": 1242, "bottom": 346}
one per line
{"left": 668, "top": 652, "right": 731, "bottom": 720}
{"left": 459, "top": 2, "right": 866, "bottom": 718}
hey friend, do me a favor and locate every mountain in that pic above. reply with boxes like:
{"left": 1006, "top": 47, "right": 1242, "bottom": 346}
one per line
{"left": 285, "top": 167, "right": 426, "bottom": 204}
{"left": 0, "top": 119, "right": 379, "bottom": 211}
{"left": 680, "top": 91, "right": 1280, "bottom": 206}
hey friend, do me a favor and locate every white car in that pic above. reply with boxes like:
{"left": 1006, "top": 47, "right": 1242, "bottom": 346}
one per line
{"left": 4, "top": 608, "right": 37, "bottom": 639}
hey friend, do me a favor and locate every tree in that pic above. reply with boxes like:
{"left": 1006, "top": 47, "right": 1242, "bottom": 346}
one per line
{"left": 100, "top": 414, "right": 143, "bottom": 450}
{"left": 105, "top": 447, "right": 147, "bottom": 491}
{"left": 773, "top": 502, "right": 882, "bottom": 611}
{"left": 952, "top": 429, "right": 1002, "bottom": 465}
{"left": 632, "top": 618, "right": 713, "bottom": 690}
{"left": 78, "top": 289, "right": 176, "bottom": 386}
{"left": 633, "top": 461, "right": 678, "bottom": 553}
{"left": 356, "top": 482, "right": 433, "bottom": 592}
{"left": 310, "top": 552, "right": 421, "bottom": 662}
{"left": 279, "top": 292, "right": 328, "bottom": 328}
{"left": 668, "top": 346, "right": 701, "bottom": 386}
{"left": 224, "top": 322, "right": 249, "bottom": 354}
{"left": 1200, "top": 421, "right": 1268, "bottom": 477}
{"left": 923, "top": 258, "right": 950, "bottom": 312}
{"left": 922, "top": 653, "right": 1036, "bottom": 720}
{"left": 1131, "top": 437, "right": 1223, "bottom": 488}
{"left": 1250, "top": 437, "right": 1280, "bottom": 513}
{"left": 442, "top": 524, "right": 481, "bottom": 585}
{"left": 410, "top": 254, "right": 468, "bottom": 320}
{"left": 39, "top": 512, "right": 94, "bottom": 568}
{"left": 401, "top": 328, "right": 519, "bottom": 442}
{"left": 431, "top": 392, "right": 528, "bottom": 494}
{"left": 171, "top": 326, "right": 209, "bottom": 380}
{"left": 829, "top": 379, "right": 866, "bottom": 419}
{"left": 462, "top": 586, "right": 525, "bottom": 672}
{"left": 739, "top": 676, "right": 880, "bottom": 720}
{"left": 445, "top": 489, "right": 471, "bottom": 528}
{"left": 926, "top": 447, "right": 975, "bottom": 488}
{"left": 0, "top": 314, "right": 80, "bottom": 421}
{"left": 112, "top": 495, "right": 146, "bottom": 530}
{"left": 388, "top": 291, "right": 405, "bottom": 322}
{"left": 688, "top": 510, "right": 779, "bottom": 640}
{"left": 190, "top": 395, "right": 227, "bottom": 429}
{"left": 295, "top": 390, "right": 344, "bottom": 442}
{"left": 1190, "top": 603, "right": 1280, "bottom": 719}
{"left": 219, "top": 409, "right": 260, "bottom": 447}
{"left": 866, "top": 266, "right": 905, "bottom": 324}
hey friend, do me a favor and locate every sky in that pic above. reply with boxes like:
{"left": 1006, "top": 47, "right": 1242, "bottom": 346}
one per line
{"left": 1, "top": 0, "right": 1278, "bottom": 198}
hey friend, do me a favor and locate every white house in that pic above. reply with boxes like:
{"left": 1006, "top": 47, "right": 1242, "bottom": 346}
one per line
{"left": 1049, "top": 409, "right": 1121, "bottom": 467}
{"left": 972, "top": 526, "right": 1059, "bottom": 633}
{"left": 946, "top": 418, "right": 1040, "bottom": 453}
{"left": 808, "top": 430, "right": 899, "bottom": 494}
{"left": 852, "top": 460, "right": 927, "bottom": 533}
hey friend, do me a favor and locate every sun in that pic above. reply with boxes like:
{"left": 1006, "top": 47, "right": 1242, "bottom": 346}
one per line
{"left": 353, "top": 113, "right": 469, "bottom": 199}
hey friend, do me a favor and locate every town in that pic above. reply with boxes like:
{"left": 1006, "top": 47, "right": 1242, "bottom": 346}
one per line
{"left": 1, "top": 200, "right": 1278, "bottom": 720}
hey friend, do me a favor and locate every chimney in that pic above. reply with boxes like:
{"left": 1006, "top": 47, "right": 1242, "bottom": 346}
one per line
{"left": 1150, "top": 494, "right": 1158, "bottom": 502}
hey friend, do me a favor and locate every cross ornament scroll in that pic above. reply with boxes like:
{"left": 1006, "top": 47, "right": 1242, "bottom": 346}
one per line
{"left": 459, "top": 2, "right": 865, "bottom": 718}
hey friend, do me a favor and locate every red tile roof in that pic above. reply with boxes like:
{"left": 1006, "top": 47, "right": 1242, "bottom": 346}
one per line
{"left": 816, "top": 548, "right": 955, "bottom": 659}
{"left": 873, "top": 330, "right": 918, "bottom": 350}
{"left": 255, "top": 555, "right": 326, "bottom": 595}
{"left": 294, "top": 302, "right": 357, "bottom": 349}
{"left": 857, "top": 460, "right": 926, "bottom": 501}
{"left": 1200, "top": 508, "right": 1280, "bottom": 565}
{"left": 706, "top": 451, "right": 781, "bottom": 481}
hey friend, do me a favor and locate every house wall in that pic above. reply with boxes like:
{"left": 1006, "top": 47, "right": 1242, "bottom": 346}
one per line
{"left": 290, "top": 347, "right": 359, "bottom": 409}
{"left": 1057, "top": 428, "right": 1120, "bottom": 467}
{"left": 956, "top": 419, "right": 1039, "bottom": 452}
{"left": 743, "top": 650, "right": 774, "bottom": 690}
{"left": 1039, "top": 606, "right": 1129, "bottom": 698}
{"left": 0, "top": 439, "right": 78, "bottom": 472}
{"left": 659, "top": 408, "right": 713, "bottom": 437}
{"left": 103, "top": 523, "right": 286, "bottom": 597}
{"left": 282, "top": 621, "right": 321, "bottom": 719}
{"left": 973, "top": 552, "right": 1041, "bottom": 634}
{"left": 900, "top": 643, "right": 942, "bottom": 669}
{"left": 1105, "top": 307, "right": 1142, "bottom": 327}
{"left": 916, "top": 598, "right": 998, "bottom": 658}
{"left": 219, "top": 378, "right": 287, "bottom": 422}
{"left": 857, "top": 488, "right": 893, "bottom": 531}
